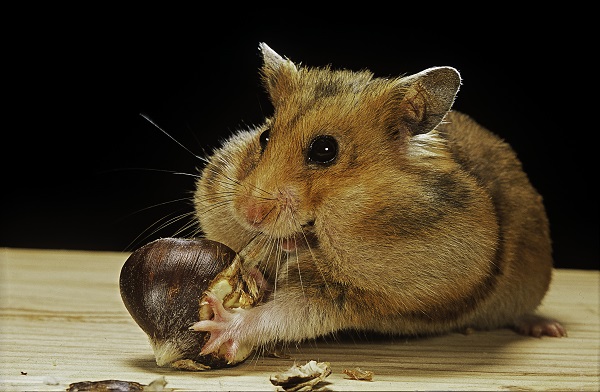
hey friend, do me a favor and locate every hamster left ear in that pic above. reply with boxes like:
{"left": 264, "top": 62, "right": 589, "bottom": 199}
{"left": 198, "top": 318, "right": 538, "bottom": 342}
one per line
{"left": 258, "top": 42, "right": 298, "bottom": 105}
{"left": 397, "top": 66, "right": 461, "bottom": 135}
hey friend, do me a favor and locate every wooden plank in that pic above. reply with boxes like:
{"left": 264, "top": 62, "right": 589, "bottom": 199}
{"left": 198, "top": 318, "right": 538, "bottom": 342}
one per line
{"left": 1, "top": 247, "right": 598, "bottom": 391}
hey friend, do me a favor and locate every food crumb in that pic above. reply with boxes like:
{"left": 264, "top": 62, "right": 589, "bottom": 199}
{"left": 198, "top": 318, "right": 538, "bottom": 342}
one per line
{"left": 171, "top": 359, "right": 211, "bottom": 371}
{"left": 343, "top": 367, "right": 374, "bottom": 381}
{"left": 145, "top": 376, "right": 169, "bottom": 391}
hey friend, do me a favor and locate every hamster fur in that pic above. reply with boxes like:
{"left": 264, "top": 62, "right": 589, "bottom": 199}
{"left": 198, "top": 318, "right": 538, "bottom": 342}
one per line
{"left": 191, "top": 43, "right": 565, "bottom": 361}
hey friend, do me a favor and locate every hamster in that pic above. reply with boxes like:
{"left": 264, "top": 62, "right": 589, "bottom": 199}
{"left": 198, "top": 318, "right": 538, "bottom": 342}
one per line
{"left": 190, "top": 43, "right": 566, "bottom": 361}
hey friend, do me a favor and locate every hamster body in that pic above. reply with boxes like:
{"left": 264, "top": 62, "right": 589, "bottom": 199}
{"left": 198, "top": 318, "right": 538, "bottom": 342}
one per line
{"left": 191, "top": 43, "right": 565, "bottom": 360}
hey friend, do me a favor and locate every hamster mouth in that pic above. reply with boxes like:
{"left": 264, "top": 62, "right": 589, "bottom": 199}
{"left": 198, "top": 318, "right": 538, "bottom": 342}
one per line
{"left": 279, "top": 231, "right": 318, "bottom": 253}
{"left": 280, "top": 237, "right": 299, "bottom": 252}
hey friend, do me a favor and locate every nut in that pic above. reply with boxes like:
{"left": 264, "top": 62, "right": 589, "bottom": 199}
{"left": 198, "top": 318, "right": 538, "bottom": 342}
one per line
{"left": 119, "top": 237, "right": 260, "bottom": 369}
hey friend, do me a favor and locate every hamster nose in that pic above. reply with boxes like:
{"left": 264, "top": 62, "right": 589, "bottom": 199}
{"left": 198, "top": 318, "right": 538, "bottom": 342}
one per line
{"left": 241, "top": 187, "right": 299, "bottom": 230}
{"left": 244, "top": 201, "right": 273, "bottom": 228}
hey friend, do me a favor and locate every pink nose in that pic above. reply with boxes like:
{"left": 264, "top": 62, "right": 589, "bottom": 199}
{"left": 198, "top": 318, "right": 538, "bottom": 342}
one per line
{"left": 244, "top": 202, "right": 273, "bottom": 228}
{"left": 240, "top": 186, "right": 299, "bottom": 230}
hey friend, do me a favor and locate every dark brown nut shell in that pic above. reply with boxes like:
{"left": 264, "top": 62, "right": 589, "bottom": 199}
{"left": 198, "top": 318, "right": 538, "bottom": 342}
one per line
{"left": 119, "top": 237, "right": 243, "bottom": 369}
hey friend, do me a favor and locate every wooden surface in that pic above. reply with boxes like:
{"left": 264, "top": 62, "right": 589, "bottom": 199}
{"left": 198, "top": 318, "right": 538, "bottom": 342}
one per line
{"left": 0, "top": 247, "right": 598, "bottom": 391}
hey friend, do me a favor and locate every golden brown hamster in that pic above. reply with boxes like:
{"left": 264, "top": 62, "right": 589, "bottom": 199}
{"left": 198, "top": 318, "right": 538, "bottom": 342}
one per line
{"left": 191, "top": 43, "right": 565, "bottom": 361}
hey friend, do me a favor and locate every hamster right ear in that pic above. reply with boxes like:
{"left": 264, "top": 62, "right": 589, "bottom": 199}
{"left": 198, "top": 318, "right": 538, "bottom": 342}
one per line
{"left": 396, "top": 66, "right": 461, "bottom": 135}
{"left": 258, "top": 43, "right": 298, "bottom": 105}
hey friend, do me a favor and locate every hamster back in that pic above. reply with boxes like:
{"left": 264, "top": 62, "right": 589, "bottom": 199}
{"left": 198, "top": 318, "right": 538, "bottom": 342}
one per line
{"left": 191, "top": 43, "right": 564, "bottom": 360}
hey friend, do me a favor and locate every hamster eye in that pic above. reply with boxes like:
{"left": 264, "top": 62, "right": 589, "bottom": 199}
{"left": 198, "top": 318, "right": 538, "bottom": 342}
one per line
{"left": 259, "top": 128, "right": 270, "bottom": 152}
{"left": 307, "top": 135, "right": 338, "bottom": 165}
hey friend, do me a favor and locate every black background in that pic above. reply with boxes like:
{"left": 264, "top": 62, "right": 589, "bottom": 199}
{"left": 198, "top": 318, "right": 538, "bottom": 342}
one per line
{"left": 2, "top": 10, "right": 597, "bottom": 270}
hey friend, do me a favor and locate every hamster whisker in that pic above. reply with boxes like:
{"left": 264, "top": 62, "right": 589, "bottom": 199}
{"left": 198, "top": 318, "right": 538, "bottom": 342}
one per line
{"left": 140, "top": 113, "right": 208, "bottom": 163}
{"left": 293, "top": 215, "right": 336, "bottom": 303}
{"left": 206, "top": 169, "right": 275, "bottom": 207}
{"left": 239, "top": 231, "right": 273, "bottom": 269}
{"left": 112, "top": 116, "right": 212, "bottom": 252}
{"left": 290, "top": 235, "right": 307, "bottom": 302}
{"left": 145, "top": 211, "right": 196, "bottom": 238}
{"left": 238, "top": 232, "right": 287, "bottom": 300}
{"left": 204, "top": 166, "right": 242, "bottom": 189}
{"left": 195, "top": 199, "right": 232, "bottom": 217}
{"left": 252, "top": 202, "right": 278, "bottom": 226}
{"left": 170, "top": 213, "right": 201, "bottom": 238}
{"left": 125, "top": 210, "right": 196, "bottom": 251}
{"left": 247, "top": 184, "right": 274, "bottom": 198}
{"left": 120, "top": 197, "right": 194, "bottom": 217}
{"left": 196, "top": 190, "right": 236, "bottom": 205}
{"left": 269, "top": 237, "right": 282, "bottom": 298}
{"left": 203, "top": 166, "right": 275, "bottom": 213}
{"left": 103, "top": 167, "right": 201, "bottom": 178}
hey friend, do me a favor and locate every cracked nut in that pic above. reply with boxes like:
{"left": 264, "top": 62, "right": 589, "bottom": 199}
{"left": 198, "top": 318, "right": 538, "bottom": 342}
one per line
{"left": 119, "top": 237, "right": 261, "bottom": 369}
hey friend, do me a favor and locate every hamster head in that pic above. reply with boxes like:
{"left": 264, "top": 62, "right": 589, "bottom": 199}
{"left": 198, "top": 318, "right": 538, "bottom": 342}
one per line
{"left": 194, "top": 43, "right": 462, "bottom": 276}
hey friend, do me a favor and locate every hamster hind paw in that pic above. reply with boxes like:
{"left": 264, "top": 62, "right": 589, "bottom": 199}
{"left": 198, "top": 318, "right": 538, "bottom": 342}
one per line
{"left": 190, "top": 292, "right": 248, "bottom": 360}
{"left": 514, "top": 314, "right": 567, "bottom": 338}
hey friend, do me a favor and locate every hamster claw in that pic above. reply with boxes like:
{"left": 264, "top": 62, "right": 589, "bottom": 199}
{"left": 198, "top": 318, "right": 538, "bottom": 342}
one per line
{"left": 514, "top": 314, "right": 567, "bottom": 338}
{"left": 190, "top": 292, "right": 246, "bottom": 360}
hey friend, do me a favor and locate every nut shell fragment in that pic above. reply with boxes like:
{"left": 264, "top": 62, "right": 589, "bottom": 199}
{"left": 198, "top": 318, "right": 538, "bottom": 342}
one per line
{"left": 67, "top": 377, "right": 169, "bottom": 392}
{"left": 67, "top": 379, "right": 145, "bottom": 392}
{"left": 270, "top": 360, "right": 332, "bottom": 391}
{"left": 343, "top": 367, "right": 374, "bottom": 381}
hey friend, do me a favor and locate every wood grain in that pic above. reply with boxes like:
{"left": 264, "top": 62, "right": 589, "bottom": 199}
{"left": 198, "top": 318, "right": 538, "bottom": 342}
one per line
{"left": 1, "top": 247, "right": 598, "bottom": 391}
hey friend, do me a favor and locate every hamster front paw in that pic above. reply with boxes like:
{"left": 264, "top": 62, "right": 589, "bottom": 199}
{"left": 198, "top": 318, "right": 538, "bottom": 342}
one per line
{"left": 190, "top": 292, "right": 250, "bottom": 362}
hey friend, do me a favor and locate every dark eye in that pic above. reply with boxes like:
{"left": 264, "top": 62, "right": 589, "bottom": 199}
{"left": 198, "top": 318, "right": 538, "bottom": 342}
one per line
{"left": 259, "top": 128, "right": 270, "bottom": 151}
{"left": 308, "top": 135, "right": 338, "bottom": 165}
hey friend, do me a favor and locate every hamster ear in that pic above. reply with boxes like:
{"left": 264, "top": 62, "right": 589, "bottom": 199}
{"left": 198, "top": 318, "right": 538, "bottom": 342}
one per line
{"left": 258, "top": 43, "right": 298, "bottom": 104}
{"left": 396, "top": 67, "right": 461, "bottom": 135}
